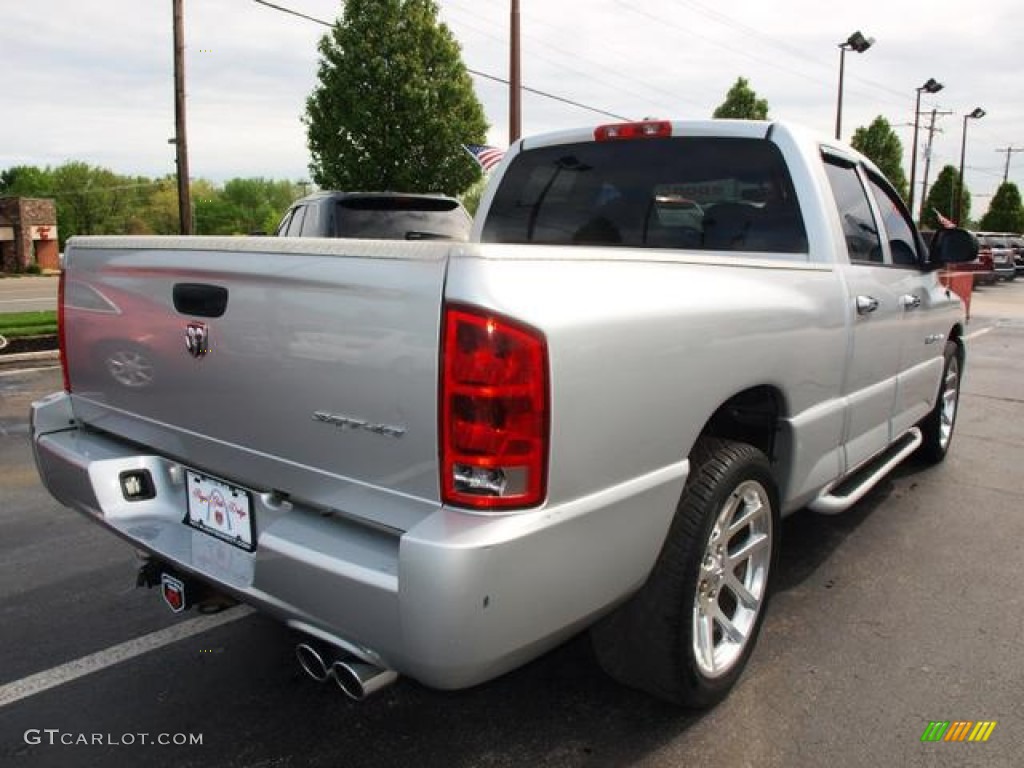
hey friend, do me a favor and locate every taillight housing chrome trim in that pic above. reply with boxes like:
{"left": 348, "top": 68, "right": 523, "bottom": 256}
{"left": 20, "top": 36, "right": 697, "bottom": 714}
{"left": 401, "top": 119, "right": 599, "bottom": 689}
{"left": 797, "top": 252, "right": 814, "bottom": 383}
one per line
{"left": 440, "top": 304, "right": 549, "bottom": 510}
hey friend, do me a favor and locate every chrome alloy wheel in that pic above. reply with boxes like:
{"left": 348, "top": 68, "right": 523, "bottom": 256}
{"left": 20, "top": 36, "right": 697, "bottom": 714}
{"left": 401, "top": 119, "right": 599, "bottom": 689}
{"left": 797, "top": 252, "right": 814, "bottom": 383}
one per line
{"left": 939, "top": 354, "right": 960, "bottom": 451}
{"left": 692, "top": 479, "right": 773, "bottom": 678}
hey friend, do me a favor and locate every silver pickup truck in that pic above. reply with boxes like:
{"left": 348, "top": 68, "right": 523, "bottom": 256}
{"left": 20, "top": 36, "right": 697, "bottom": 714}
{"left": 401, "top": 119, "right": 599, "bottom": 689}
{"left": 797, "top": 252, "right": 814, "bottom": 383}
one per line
{"left": 32, "top": 119, "right": 976, "bottom": 707}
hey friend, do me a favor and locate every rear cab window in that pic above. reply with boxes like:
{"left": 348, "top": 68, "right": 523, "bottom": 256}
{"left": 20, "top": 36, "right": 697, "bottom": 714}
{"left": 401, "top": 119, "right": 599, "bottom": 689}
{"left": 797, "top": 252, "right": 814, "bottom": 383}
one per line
{"left": 334, "top": 198, "right": 471, "bottom": 241}
{"left": 481, "top": 137, "right": 808, "bottom": 255}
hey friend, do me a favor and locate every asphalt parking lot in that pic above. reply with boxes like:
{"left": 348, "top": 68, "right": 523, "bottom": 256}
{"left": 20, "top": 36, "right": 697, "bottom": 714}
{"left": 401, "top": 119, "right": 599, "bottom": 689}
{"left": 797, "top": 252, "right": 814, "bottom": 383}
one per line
{"left": 1, "top": 280, "right": 1022, "bottom": 767}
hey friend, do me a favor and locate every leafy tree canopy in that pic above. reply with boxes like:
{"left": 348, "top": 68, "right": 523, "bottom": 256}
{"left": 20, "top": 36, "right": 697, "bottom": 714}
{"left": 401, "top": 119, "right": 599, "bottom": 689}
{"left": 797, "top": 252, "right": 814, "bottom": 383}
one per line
{"left": 923, "top": 165, "right": 970, "bottom": 229}
{"left": 0, "top": 162, "right": 305, "bottom": 247}
{"left": 304, "top": 0, "right": 487, "bottom": 196}
{"left": 850, "top": 116, "right": 909, "bottom": 202}
{"left": 978, "top": 182, "right": 1024, "bottom": 232}
{"left": 712, "top": 77, "right": 769, "bottom": 120}
{"left": 0, "top": 165, "right": 52, "bottom": 197}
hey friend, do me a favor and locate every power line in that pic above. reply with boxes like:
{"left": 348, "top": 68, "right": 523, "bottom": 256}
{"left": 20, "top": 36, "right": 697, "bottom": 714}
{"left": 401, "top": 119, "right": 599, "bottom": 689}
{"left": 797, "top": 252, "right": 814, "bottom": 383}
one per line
{"left": 995, "top": 146, "right": 1024, "bottom": 184}
{"left": 252, "top": 0, "right": 331, "bottom": 27}
{"left": 442, "top": 1, "right": 702, "bottom": 114}
{"left": 250, "top": 0, "right": 629, "bottom": 122}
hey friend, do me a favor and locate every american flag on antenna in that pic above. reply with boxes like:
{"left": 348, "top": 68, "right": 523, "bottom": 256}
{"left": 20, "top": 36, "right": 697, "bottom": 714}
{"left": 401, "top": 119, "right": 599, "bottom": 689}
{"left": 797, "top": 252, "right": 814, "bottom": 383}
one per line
{"left": 463, "top": 144, "right": 506, "bottom": 173}
{"left": 934, "top": 208, "right": 956, "bottom": 229}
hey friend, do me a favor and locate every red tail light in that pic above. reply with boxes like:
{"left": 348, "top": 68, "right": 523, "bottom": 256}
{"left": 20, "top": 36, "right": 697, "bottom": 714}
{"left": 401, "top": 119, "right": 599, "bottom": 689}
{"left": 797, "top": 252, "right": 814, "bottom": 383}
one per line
{"left": 57, "top": 268, "right": 71, "bottom": 392}
{"left": 441, "top": 305, "right": 549, "bottom": 510}
{"left": 595, "top": 120, "right": 672, "bottom": 141}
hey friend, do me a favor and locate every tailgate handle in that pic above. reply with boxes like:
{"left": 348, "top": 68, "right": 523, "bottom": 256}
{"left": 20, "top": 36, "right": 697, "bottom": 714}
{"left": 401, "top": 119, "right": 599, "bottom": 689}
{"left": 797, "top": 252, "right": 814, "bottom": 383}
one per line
{"left": 173, "top": 283, "right": 228, "bottom": 318}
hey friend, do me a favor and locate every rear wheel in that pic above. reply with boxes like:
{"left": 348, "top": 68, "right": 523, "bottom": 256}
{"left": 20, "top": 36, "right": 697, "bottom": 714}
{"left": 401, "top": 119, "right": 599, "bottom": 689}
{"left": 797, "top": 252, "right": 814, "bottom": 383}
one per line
{"left": 591, "top": 438, "right": 778, "bottom": 707}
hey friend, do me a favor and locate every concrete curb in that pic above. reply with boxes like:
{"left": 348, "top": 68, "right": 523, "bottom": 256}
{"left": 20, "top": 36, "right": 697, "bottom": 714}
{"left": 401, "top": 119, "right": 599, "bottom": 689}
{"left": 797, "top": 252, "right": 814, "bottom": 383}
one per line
{"left": 0, "top": 349, "right": 60, "bottom": 370}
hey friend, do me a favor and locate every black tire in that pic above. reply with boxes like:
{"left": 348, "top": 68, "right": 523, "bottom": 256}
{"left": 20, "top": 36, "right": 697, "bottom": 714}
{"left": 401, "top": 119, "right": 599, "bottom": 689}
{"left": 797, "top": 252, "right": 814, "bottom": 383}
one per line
{"left": 591, "top": 438, "right": 779, "bottom": 708}
{"left": 916, "top": 340, "right": 963, "bottom": 464}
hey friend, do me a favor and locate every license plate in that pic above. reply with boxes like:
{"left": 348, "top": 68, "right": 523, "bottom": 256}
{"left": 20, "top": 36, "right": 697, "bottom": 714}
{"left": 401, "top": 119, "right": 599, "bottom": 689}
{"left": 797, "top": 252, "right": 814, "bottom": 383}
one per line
{"left": 185, "top": 471, "right": 255, "bottom": 550}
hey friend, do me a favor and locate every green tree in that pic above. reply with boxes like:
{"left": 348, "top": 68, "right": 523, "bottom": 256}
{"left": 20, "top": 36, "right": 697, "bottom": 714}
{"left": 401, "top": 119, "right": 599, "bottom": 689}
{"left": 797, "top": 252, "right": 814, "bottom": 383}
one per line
{"left": 0, "top": 165, "right": 54, "bottom": 197}
{"left": 216, "top": 178, "right": 300, "bottom": 234}
{"left": 189, "top": 179, "right": 230, "bottom": 235}
{"left": 978, "top": 182, "right": 1024, "bottom": 232}
{"left": 459, "top": 176, "right": 488, "bottom": 217}
{"left": 923, "top": 165, "right": 970, "bottom": 229}
{"left": 134, "top": 177, "right": 181, "bottom": 235}
{"left": 304, "top": 0, "right": 487, "bottom": 196}
{"left": 712, "top": 77, "right": 769, "bottom": 120}
{"left": 50, "top": 163, "right": 141, "bottom": 247}
{"left": 850, "top": 116, "right": 909, "bottom": 202}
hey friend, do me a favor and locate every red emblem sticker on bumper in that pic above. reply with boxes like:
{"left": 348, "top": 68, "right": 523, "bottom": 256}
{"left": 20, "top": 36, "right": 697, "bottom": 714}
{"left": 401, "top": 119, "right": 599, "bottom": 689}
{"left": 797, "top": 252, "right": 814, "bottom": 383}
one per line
{"left": 161, "top": 573, "right": 186, "bottom": 613}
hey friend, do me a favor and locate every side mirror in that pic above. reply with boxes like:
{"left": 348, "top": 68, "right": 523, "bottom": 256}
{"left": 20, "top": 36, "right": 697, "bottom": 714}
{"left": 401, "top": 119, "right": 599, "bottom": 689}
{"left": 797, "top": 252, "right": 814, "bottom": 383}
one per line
{"left": 929, "top": 228, "right": 978, "bottom": 267}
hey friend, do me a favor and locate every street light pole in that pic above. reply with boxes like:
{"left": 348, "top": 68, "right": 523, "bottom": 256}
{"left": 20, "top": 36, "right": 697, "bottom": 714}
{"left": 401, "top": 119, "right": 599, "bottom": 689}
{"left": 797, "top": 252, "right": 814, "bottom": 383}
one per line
{"left": 909, "top": 78, "right": 943, "bottom": 216}
{"left": 835, "top": 30, "right": 874, "bottom": 141}
{"left": 956, "top": 107, "right": 986, "bottom": 225}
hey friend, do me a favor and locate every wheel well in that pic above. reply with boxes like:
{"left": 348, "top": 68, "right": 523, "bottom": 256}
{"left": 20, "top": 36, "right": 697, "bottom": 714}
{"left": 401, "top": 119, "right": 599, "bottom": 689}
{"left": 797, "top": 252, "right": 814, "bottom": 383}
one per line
{"left": 699, "top": 386, "right": 785, "bottom": 463}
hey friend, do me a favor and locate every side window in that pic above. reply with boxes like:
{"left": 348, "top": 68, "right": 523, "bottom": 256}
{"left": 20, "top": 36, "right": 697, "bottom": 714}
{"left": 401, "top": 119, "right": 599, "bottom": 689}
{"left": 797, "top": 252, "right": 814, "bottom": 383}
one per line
{"left": 866, "top": 174, "right": 920, "bottom": 267}
{"left": 285, "top": 206, "right": 306, "bottom": 237}
{"left": 823, "top": 158, "right": 882, "bottom": 263}
{"left": 299, "top": 202, "right": 321, "bottom": 236}
{"left": 275, "top": 209, "right": 293, "bottom": 236}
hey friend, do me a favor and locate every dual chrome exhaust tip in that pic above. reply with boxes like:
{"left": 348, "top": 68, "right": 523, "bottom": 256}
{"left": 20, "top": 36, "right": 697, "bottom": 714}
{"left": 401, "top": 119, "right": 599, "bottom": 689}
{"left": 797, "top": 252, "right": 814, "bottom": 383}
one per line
{"left": 295, "top": 642, "right": 397, "bottom": 701}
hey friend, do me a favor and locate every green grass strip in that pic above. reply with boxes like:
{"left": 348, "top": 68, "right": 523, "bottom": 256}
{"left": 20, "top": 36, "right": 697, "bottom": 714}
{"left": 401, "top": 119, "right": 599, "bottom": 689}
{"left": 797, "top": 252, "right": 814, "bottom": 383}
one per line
{"left": 0, "top": 309, "right": 56, "bottom": 327}
{"left": 1, "top": 324, "right": 59, "bottom": 339}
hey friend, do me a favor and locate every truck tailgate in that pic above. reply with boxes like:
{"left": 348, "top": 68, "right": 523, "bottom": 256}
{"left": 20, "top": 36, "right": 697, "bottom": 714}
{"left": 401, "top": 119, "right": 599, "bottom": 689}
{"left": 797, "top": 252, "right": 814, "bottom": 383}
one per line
{"left": 63, "top": 236, "right": 451, "bottom": 532}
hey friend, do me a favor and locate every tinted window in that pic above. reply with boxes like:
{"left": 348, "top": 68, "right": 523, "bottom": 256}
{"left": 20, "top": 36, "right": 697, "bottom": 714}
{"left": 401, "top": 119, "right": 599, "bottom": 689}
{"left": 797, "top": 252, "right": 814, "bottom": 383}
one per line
{"left": 285, "top": 206, "right": 306, "bottom": 236}
{"left": 335, "top": 198, "right": 470, "bottom": 240}
{"left": 823, "top": 159, "right": 881, "bottom": 263}
{"left": 481, "top": 137, "right": 807, "bottom": 254}
{"left": 865, "top": 174, "right": 920, "bottom": 266}
{"left": 299, "top": 202, "right": 321, "bottom": 236}
{"left": 275, "top": 209, "right": 293, "bottom": 236}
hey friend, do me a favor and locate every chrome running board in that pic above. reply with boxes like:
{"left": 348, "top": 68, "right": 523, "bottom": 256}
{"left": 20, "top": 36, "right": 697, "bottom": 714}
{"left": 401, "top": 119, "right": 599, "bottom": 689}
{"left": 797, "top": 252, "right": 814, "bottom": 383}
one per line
{"left": 809, "top": 428, "right": 922, "bottom": 515}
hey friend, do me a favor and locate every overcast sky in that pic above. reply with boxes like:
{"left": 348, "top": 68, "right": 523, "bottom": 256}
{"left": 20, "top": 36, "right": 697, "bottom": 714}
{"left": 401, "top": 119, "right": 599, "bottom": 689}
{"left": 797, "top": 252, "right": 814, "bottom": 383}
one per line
{"left": 2, "top": 0, "right": 1022, "bottom": 215}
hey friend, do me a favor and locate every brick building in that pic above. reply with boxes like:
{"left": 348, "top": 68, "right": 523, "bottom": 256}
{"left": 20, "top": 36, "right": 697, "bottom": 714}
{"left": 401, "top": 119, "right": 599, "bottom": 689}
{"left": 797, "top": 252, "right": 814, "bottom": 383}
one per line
{"left": 0, "top": 197, "right": 59, "bottom": 272}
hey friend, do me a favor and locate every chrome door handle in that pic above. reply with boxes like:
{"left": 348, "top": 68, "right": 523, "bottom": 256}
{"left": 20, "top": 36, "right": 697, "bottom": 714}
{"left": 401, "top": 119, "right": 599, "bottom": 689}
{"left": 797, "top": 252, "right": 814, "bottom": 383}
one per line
{"left": 900, "top": 294, "right": 922, "bottom": 309}
{"left": 856, "top": 295, "right": 880, "bottom": 315}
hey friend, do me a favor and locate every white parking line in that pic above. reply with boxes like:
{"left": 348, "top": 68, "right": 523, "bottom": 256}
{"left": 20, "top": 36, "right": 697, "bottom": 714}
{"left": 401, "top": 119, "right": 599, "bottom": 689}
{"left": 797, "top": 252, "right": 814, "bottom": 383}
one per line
{"left": 0, "top": 365, "right": 61, "bottom": 377}
{"left": 966, "top": 326, "right": 994, "bottom": 341}
{"left": 0, "top": 605, "right": 254, "bottom": 708}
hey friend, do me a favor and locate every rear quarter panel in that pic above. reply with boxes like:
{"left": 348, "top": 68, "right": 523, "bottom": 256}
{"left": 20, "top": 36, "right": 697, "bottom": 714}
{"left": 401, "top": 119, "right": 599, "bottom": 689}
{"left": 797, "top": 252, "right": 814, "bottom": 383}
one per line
{"left": 444, "top": 245, "right": 850, "bottom": 511}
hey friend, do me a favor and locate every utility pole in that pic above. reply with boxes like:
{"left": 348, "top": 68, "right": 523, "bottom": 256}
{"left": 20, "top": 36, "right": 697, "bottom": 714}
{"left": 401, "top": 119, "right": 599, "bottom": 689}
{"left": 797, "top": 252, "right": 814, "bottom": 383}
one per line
{"left": 509, "top": 0, "right": 521, "bottom": 144}
{"left": 172, "top": 0, "right": 193, "bottom": 235}
{"left": 995, "top": 146, "right": 1024, "bottom": 184}
{"left": 917, "top": 108, "right": 953, "bottom": 225}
